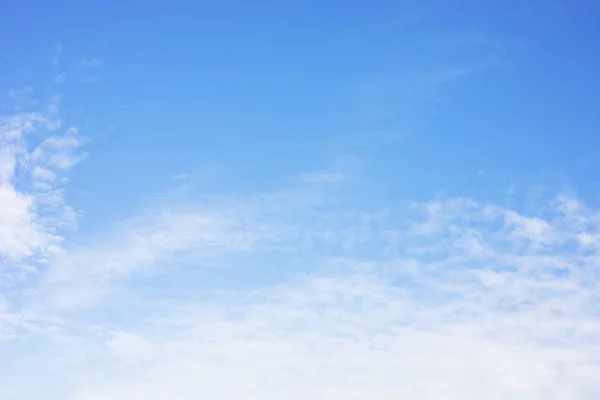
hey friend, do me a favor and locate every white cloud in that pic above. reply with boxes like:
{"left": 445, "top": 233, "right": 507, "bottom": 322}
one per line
{"left": 56, "top": 187, "right": 600, "bottom": 400}
{"left": 70, "top": 258, "right": 600, "bottom": 400}
{"left": 19, "top": 185, "right": 600, "bottom": 399}
{"left": 0, "top": 184, "right": 46, "bottom": 260}
{"left": 0, "top": 92, "right": 83, "bottom": 315}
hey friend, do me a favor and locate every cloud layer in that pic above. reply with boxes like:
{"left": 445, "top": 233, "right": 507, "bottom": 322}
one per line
{"left": 1, "top": 93, "right": 600, "bottom": 400}
{"left": 66, "top": 191, "right": 600, "bottom": 400}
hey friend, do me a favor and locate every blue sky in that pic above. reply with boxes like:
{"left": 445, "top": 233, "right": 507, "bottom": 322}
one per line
{"left": 2, "top": 1, "right": 600, "bottom": 399}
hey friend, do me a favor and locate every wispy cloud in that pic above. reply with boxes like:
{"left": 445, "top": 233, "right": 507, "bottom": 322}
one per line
{"left": 72, "top": 192, "right": 600, "bottom": 398}
{"left": 36, "top": 177, "right": 370, "bottom": 311}
{"left": 0, "top": 96, "right": 82, "bottom": 265}
{"left": 9, "top": 170, "right": 600, "bottom": 399}
{"left": 0, "top": 92, "right": 84, "bottom": 351}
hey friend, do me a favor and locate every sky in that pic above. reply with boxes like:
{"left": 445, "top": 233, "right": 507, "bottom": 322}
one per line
{"left": 1, "top": 0, "right": 600, "bottom": 399}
